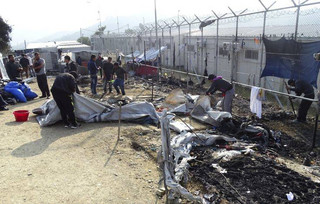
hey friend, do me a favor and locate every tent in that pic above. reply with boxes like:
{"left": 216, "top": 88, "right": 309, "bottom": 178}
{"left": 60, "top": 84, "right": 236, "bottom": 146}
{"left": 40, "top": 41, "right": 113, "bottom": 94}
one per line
{"left": 136, "top": 46, "right": 167, "bottom": 63}
{"left": 0, "top": 53, "right": 9, "bottom": 80}
{"left": 124, "top": 51, "right": 141, "bottom": 63}
{"left": 35, "top": 94, "right": 160, "bottom": 127}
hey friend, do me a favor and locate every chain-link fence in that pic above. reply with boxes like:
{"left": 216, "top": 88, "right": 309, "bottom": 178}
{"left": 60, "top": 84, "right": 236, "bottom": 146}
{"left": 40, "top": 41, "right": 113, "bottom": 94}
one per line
{"left": 91, "top": 1, "right": 320, "bottom": 92}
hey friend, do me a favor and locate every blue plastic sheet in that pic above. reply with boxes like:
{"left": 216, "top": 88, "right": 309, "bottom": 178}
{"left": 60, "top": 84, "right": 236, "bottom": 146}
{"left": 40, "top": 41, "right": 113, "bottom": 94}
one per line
{"left": 261, "top": 37, "right": 320, "bottom": 87}
{"left": 4, "top": 81, "right": 37, "bottom": 102}
{"left": 4, "top": 82, "right": 27, "bottom": 102}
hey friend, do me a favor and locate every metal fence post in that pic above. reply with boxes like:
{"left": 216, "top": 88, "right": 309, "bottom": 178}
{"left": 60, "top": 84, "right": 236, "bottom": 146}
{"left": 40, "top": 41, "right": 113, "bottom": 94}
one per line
{"left": 259, "top": 11, "right": 267, "bottom": 87}
{"left": 228, "top": 7, "right": 247, "bottom": 82}
{"left": 212, "top": 11, "right": 227, "bottom": 76}
{"left": 258, "top": 0, "right": 276, "bottom": 87}
{"left": 178, "top": 25, "right": 181, "bottom": 70}
{"left": 294, "top": 5, "right": 301, "bottom": 41}
{"left": 169, "top": 27, "right": 172, "bottom": 67}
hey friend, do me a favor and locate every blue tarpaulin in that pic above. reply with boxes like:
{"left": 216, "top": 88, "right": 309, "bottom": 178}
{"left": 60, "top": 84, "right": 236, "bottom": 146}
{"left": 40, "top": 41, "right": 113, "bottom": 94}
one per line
{"left": 261, "top": 37, "right": 320, "bottom": 87}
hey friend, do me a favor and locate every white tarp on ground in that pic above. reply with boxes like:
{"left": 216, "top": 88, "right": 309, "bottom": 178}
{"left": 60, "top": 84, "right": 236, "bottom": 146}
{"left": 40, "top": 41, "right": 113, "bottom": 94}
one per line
{"left": 0, "top": 53, "right": 9, "bottom": 80}
{"left": 190, "top": 96, "right": 232, "bottom": 126}
{"left": 171, "top": 132, "right": 237, "bottom": 183}
{"left": 36, "top": 94, "right": 159, "bottom": 127}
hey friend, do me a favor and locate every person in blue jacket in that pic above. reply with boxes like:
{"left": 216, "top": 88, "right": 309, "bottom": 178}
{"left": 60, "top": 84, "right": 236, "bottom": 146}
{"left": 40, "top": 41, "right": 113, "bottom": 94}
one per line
{"left": 87, "top": 55, "right": 99, "bottom": 95}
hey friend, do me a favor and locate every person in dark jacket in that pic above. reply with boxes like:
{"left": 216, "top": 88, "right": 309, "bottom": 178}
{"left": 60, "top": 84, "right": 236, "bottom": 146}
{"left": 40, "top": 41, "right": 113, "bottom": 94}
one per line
{"left": 87, "top": 55, "right": 99, "bottom": 95}
{"left": 69, "top": 71, "right": 80, "bottom": 94}
{"left": 206, "top": 74, "right": 234, "bottom": 114}
{"left": 96, "top": 53, "right": 103, "bottom": 79}
{"left": 64, "top": 55, "right": 77, "bottom": 73}
{"left": 0, "top": 94, "right": 8, "bottom": 111}
{"left": 19, "top": 54, "right": 30, "bottom": 79}
{"left": 113, "top": 62, "right": 127, "bottom": 95}
{"left": 51, "top": 73, "right": 80, "bottom": 129}
{"left": 288, "top": 79, "right": 315, "bottom": 123}
{"left": 5, "top": 55, "right": 22, "bottom": 81}
{"left": 76, "top": 56, "right": 82, "bottom": 66}
{"left": 102, "top": 57, "right": 113, "bottom": 94}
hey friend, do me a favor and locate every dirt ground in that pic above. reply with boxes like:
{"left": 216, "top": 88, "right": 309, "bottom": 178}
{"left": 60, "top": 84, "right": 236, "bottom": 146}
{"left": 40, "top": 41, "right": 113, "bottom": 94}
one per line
{"left": 0, "top": 77, "right": 165, "bottom": 204}
{"left": 1, "top": 74, "right": 320, "bottom": 204}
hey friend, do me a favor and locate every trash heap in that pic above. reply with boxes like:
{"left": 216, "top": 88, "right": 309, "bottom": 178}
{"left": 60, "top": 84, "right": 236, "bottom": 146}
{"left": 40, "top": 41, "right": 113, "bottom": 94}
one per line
{"left": 157, "top": 89, "right": 320, "bottom": 204}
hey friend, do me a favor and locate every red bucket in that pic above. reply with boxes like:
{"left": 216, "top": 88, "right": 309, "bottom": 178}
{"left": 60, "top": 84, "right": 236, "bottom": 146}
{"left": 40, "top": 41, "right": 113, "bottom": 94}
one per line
{"left": 13, "top": 110, "right": 29, "bottom": 122}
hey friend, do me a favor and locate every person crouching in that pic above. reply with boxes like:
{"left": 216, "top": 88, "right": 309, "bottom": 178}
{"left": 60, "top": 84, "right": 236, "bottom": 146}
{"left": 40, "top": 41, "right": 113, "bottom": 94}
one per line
{"left": 206, "top": 74, "right": 234, "bottom": 114}
{"left": 51, "top": 73, "right": 80, "bottom": 129}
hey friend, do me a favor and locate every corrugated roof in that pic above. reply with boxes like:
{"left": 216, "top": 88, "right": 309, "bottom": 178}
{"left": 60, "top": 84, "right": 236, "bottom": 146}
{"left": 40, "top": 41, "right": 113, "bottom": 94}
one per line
{"left": 57, "top": 44, "right": 90, "bottom": 49}
{"left": 26, "top": 41, "right": 89, "bottom": 49}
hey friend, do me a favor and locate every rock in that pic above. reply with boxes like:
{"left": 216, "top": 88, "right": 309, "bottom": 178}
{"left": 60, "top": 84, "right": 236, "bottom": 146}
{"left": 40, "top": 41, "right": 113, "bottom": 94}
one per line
{"left": 156, "top": 188, "right": 166, "bottom": 197}
{"left": 303, "top": 157, "right": 311, "bottom": 166}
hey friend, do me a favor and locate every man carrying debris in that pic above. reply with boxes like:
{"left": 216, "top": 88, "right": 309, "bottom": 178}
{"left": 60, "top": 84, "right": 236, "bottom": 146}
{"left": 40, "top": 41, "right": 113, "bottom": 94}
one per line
{"left": 287, "top": 79, "right": 314, "bottom": 123}
{"left": 206, "top": 74, "right": 234, "bottom": 114}
{"left": 102, "top": 57, "right": 113, "bottom": 94}
{"left": 5, "top": 55, "right": 22, "bottom": 81}
{"left": 33, "top": 52, "right": 50, "bottom": 99}
{"left": 87, "top": 55, "right": 99, "bottom": 95}
{"left": 51, "top": 73, "right": 80, "bottom": 129}
{"left": 113, "top": 62, "right": 127, "bottom": 96}
{"left": 64, "top": 55, "right": 77, "bottom": 73}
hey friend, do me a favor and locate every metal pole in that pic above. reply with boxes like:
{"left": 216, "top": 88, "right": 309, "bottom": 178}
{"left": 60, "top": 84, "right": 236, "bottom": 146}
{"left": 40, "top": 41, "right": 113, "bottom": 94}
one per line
{"left": 151, "top": 80, "right": 154, "bottom": 101}
{"left": 162, "top": 28, "right": 164, "bottom": 65}
{"left": 259, "top": 11, "right": 267, "bottom": 86}
{"left": 215, "top": 19, "right": 219, "bottom": 75}
{"left": 118, "top": 101, "right": 123, "bottom": 141}
{"left": 159, "top": 39, "right": 162, "bottom": 83}
{"left": 169, "top": 27, "right": 172, "bottom": 67}
{"left": 294, "top": 5, "right": 300, "bottom": 41}
{"left": 188, "top": 24, "right": 191, "bottom": 75}
{"left": 144, "top": 41, "right": 146, "bottom": 65}
{"left": 201, "top": 27, "right": 204, "bottom": 76}
{"left": 312, "top": 113, "right": 319, "bottom": 149}
{"left": 154, "top": 0, "right": 159, "bottom": 50}
{"left": 178, "top": 25, "right": 181, "bottom": 71}
{"left": 232, "top": 16, "right": 239, "bottom": 82}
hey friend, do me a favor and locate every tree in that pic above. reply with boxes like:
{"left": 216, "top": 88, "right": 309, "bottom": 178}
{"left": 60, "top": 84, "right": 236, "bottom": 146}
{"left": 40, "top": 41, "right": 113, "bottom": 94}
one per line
{"left": 0, "top": 16, "right": 12, "bottom": 53}
{"left": 94, "top": 26, "right": 106, "bottom": 36}
{"left": 77, "top": 37, "right": 91, "bottom": 46}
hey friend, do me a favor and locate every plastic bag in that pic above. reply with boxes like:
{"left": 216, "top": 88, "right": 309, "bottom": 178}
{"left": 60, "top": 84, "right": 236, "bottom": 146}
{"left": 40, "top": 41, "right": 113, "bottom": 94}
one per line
{"left": 20, "top": 83, "right": 38, "bottom": 99}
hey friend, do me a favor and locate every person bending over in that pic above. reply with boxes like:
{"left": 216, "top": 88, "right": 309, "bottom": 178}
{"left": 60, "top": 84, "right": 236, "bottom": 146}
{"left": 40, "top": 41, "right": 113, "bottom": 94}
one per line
{"left": 206, "top": 74, "right": 234, "bottom": 114}
{"left": 287, "top": 79, "right": 314, "bottom": 123}
{"left": 51, "top": 73, "right": 80, "bottom": 129}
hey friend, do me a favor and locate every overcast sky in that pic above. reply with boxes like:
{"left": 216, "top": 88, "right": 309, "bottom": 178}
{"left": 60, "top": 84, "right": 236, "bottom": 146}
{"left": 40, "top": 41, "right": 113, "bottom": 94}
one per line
{"left": 0, "top": 0, "right": 310, "bottom": 47}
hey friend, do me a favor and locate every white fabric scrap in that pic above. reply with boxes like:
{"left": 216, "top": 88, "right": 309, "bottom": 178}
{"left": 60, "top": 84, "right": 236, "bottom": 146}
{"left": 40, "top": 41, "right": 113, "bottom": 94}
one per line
{"left": 169, "top": 120, "right": 194, "bottom": 133}
{"left": 250, "top": 86, "right": 262, "bottom": 118}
